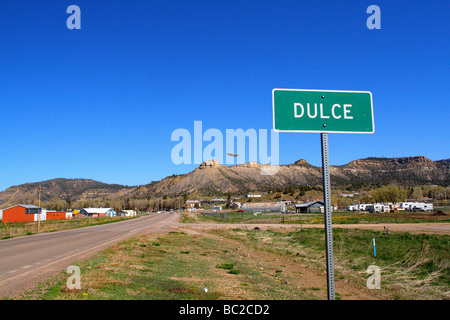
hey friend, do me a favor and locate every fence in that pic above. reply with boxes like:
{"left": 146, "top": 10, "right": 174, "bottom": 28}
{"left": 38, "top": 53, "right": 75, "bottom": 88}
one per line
{"left": 0, "top": 215, "right": 141, "bottom": 239}
{"left": 200, "top": 211, "right": 228, "bottom": 219}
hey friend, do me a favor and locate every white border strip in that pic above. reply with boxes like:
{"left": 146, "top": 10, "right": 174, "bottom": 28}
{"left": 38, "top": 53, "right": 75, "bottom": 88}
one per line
{"left": 272, "top": 88, "right": 375, "bottom": 134}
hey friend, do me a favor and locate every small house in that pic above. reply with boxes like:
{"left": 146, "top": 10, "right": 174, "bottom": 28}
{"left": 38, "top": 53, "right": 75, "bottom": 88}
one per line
{"left": 82, "top": 208, "right": 116, "bottom": 217}
{"left": 186, "top": 200, "right": 201, "bottom": 208}
{"left": 118, "top": 209, "right": 137, "bottom": 217}
{"left": 293, "top": 200, "right": 326, "bottom": 213}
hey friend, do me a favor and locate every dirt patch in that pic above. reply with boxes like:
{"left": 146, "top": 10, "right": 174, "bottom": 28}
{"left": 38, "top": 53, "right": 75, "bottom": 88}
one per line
{"left": 431, "top": 211, "right": 448, "bottom": 216}
{"left": 169, "top": 276, "right": 204, "bottom": 282}
{"left": 169, "top": 287, "right": 195, "bottom": 294}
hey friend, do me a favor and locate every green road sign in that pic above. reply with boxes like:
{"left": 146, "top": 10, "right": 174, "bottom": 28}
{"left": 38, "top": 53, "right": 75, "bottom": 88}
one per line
{"left": 272, "top": 89, "right": 374, "bottom": 133}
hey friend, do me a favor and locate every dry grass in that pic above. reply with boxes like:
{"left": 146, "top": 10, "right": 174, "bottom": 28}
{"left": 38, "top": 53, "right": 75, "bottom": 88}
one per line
{"left": 19, "top": 226, "right": 448, "bottom": 300}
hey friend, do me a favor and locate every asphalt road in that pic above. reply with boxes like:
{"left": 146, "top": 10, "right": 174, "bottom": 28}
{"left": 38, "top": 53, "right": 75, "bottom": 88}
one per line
{"left": 0, "top": 212, "right": 180, "bottom": 298}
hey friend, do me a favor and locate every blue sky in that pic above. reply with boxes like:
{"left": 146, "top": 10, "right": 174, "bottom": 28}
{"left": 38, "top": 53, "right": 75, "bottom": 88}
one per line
{"left": 0, "top": 0, "right": 449, "bottom": 191}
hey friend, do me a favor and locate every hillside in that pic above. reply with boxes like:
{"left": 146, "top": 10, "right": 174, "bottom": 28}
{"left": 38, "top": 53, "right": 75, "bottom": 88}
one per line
{"left": 0, "top": 179, "right": 132, "bottom": 208}
{"left": 142, "top": 156, "right": 449, "bottom": 196}
{"left": 0, "top": 156, "right": 448, "bottom": 207}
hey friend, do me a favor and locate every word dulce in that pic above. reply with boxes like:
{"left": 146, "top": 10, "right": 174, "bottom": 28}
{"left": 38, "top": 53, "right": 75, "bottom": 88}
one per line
{"left": 294, "top": 102, "right": 353, "bottom": 120}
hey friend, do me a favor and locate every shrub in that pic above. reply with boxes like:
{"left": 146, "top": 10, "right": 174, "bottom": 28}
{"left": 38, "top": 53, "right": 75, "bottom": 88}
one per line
{"left": 228, "top": 269, "right": 241, "bottom": 275}
{"left": 216, "top": 263, "right": 235, "bottom": 270}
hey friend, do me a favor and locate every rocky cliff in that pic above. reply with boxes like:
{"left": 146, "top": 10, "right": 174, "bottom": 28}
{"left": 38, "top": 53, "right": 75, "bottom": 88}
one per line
{"left": 0, "top": 156, "right": 448, "bottom": 207}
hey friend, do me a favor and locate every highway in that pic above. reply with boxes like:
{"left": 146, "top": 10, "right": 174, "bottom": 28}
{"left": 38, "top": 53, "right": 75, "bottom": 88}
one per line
{"left": 0, "top": 212, "right": 180, "bottom": 298}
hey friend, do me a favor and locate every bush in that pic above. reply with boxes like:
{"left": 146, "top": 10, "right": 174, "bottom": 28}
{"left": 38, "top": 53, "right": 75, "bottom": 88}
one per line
{"left": 216, "top": 263, "right": 235, "bottom": 270}
{"left": 228, "top": 269, "right": 241, "bottom": 275}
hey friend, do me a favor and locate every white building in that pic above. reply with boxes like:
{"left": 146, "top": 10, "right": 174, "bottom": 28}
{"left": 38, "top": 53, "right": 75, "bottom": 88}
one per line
{"left": 82, "top": 208, "right": 116, "bottom": 217}
{"left": 119, "top": 209, "right": 137, "bottom": 216}
{"left": 243, "top": 201, "right": 286, "bottom": 213}
{"left": 401, "top": 202, "right": 433, "bottom": 211}
{"left": 186, "top": 200, "right": 201, "bottom": 207}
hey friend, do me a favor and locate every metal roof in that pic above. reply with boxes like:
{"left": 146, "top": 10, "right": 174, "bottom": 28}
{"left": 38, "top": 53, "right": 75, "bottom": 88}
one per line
{"left": 4, "top": 204, "right": 41, "bottom": 210}
{"left": 20, "top": 204, "right": 41, "bottom": 209}
{"left": 83, "top": 208, "right": 113, "bottom": 214}
{"left": 243, "top": 202, "right": 283, "bottom": 207}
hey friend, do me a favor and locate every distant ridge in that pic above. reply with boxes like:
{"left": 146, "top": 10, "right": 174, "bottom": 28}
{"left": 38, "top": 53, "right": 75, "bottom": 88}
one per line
{"left": 140, "top": 156, "right": 448, "bottom": 196}
{"left": 0, "top": 178, "right": 133, "bottom": 208}
{"left": 0, "top": 156, "right": 448, "bottom": 207}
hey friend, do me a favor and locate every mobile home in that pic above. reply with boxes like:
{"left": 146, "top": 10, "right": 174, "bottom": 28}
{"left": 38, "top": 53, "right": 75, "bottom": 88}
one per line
{"left": 366, "top": 204, "right": 389, "bottom": 213}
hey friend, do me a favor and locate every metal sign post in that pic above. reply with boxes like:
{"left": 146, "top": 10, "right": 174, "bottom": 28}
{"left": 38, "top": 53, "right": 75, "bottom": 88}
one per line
{"left": 321, "top": 133, "right": 335, "bottom": 300}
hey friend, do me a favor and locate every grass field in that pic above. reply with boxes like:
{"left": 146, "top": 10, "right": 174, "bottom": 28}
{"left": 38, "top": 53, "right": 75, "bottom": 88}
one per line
{"left": 183, "top": 210, "right": 450, "bottom": 225}
{"left": 17, "top": 224, "right": 449, "bottom": 300}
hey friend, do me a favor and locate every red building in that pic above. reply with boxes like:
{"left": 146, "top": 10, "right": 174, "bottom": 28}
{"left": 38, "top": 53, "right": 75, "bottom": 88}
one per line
{"left": 46, "top": 211, "right": 70, "bottom": 220}
{"left": 2, "top": 205, "right": 41, "bottom": 223}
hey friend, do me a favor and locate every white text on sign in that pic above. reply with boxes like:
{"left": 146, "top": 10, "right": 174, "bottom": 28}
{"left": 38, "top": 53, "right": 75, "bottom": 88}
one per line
{"left": 294, "top": 103, "right": 353, "bottom": 120}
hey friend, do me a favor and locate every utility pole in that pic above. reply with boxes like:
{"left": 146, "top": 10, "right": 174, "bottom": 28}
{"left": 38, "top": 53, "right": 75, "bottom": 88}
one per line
{"left": 38, "top": 185, "right": 42, "bottom": 207}
{"left": 37, "top": 185, "right": 43, "bottom": 233}
{"left": 27, "top": 207, "right": 30, "bottom": 234}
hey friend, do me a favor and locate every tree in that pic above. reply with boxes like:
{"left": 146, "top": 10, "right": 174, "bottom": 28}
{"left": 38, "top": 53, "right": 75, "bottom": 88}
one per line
{"left": 65, "top": 195, "right": 72, "bottom": 209}
{"left": 411, "top": 187, "right": 423, "bottom": 200}
{"left": 364, "top": 185, "right": 407, "bottom": 203}
{"left": 124, "top": 197, "right": 131, "bottom": 210}
{"left": 226, "top": 192, "right": 232, "bottom": 209}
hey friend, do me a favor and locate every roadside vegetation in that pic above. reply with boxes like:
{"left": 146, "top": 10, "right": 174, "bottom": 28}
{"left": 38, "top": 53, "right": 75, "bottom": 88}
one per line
{"left": 220, "top": 227, "right": 450, "bottom": 300}
{"left": 17, "top": 225, "right": 449, "bottom": 300}
{"left": 182, "top": 209, "right": 450, "bottom": 225}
